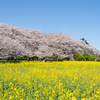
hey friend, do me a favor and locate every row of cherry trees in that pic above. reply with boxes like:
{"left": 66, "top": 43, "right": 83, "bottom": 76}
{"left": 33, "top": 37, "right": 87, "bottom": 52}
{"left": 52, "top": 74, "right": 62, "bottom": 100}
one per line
{"left": 0, "top": 23, "right": 100, "bottom": 61}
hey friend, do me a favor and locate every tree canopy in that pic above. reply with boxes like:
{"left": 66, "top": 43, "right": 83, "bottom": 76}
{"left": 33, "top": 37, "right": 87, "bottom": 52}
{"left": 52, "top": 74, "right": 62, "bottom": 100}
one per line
{"left": 0, "top": 23, "right": 100, "bottom": 60}
{"left": 80, "top": 38, "right": 89, "bottom": 44}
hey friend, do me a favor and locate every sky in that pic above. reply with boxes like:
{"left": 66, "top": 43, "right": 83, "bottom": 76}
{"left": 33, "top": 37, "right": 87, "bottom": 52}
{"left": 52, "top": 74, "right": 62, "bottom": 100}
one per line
{"left": 0, "top": 0, "right": 100, "bottom": 50}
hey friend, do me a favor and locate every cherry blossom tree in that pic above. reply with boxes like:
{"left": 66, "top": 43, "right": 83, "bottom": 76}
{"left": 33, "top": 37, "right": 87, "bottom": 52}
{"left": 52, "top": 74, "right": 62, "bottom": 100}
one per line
{"left": 0, "top": 23, "right": 100, "bottom": 60}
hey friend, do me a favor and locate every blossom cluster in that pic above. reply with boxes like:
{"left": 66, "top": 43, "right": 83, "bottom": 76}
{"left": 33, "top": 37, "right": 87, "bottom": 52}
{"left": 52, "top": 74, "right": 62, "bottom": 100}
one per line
{"left": 0, "top": 23, "right": 100, "bottom": 59}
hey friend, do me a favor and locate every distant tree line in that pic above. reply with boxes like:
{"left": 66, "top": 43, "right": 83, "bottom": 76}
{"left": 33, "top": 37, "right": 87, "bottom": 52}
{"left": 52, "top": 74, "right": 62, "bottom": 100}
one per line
{"left": 0, "top": 52, "right": 100, "bottom": 63}
{"left": 0, "top": 23, "right": 100, "bottom": 62}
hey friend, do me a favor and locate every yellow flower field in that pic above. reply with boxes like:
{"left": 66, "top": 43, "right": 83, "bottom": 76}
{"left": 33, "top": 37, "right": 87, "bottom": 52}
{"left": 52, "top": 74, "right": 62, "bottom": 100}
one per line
{"left": 0, "top": 61, "right": 100, "bottom": 100}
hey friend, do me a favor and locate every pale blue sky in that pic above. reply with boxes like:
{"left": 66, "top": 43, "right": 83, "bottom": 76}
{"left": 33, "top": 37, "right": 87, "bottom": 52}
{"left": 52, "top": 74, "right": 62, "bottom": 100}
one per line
{"left": 0, "top": 0, "right": 100, "bottom": 50}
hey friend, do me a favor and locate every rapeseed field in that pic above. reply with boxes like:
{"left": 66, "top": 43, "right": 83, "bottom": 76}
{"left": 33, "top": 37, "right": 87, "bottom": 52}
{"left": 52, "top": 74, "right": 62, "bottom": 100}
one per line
{"left": 0, "top": 61, "right": 100, "bottom": 100}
